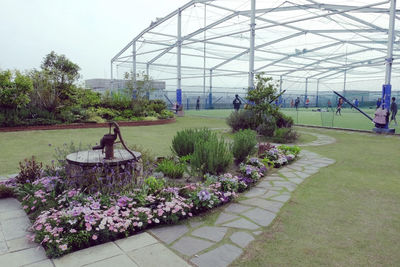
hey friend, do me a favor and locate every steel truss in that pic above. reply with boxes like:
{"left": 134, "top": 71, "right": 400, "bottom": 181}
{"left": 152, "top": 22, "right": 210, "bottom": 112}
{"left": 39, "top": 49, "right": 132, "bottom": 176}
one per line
{"left": 111, "top": 0, "right": 399, "bottom": 104}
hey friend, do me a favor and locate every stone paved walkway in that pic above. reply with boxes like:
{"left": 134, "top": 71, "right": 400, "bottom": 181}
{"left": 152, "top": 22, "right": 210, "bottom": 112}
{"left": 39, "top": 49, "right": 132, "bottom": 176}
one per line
{"left": 149, "top": 149, "right": 335, "bottom": 267}
{"left": 0, "top": 133, "right": 336, "bottom": 267}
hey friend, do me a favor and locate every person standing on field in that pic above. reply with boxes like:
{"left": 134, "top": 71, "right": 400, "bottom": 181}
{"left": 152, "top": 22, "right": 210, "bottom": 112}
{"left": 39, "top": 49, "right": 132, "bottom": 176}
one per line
{"left": 233, "top": 94, "right": 242, "bottom": 111}
{"left": 390, "top": 97, "right": 398, "bottom": 125}
{"left": 196, "top": 96, "right": 200, "bottom": 110}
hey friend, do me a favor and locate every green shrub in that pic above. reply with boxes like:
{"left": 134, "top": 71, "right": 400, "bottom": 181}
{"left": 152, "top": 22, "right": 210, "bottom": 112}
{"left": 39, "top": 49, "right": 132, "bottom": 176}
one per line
{"left": 155, "top": 159, "right": 185, "bottom": 179}
{"left": 275, "top": 112, "right": 294, "bottom": 128}
{"left": 0, "top": 184, "right": 14, "bottom": 198}
{"left": 191, "top": 134, "right": 233, "bottom": 175}
{"left": 17, "top": 156, "right": 43, "bottom": 184}
{"left": 93, "top": 107, "right": 119, "bottom": 120}
{"left": 147, "top": 100, "right": 167, "bottom": 114}
{"left": 171, "top": 128, "right": 213, "bottom": 157}
{"left": 273, "top": 128, "right": 299, "bottom": 143}
{"left": 157, "top": 110, "right": 174, "bottom": 119}
{"left": 226, "top": 109, "right": 259, "bottom": 131}
{"left": 144, "top": 176, "right": 165, "bottom": 194}
{"left": 232, "top": 129, "right": 257, "bottom": 163}
{"left": 278, "top": 144, "right": 301, "bottom": 156}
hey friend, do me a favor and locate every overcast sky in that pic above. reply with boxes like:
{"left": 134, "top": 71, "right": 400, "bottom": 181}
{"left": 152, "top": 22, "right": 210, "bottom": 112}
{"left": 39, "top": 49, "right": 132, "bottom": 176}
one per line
{"left": 0, "top": 0, "right": 188, "bottom": 81}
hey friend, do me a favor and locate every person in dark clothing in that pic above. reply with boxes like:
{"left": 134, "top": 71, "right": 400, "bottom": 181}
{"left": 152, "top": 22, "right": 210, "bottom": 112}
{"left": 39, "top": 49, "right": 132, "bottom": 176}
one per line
{"left": 233, "top": 94, "right": 242, "bottom": 111}
{"left": 294, "top": 97, "right": 300, "bottom": 110}
{"left": 196, "top": 96, "right": 200, "bottom": 110}
{"left": 336, "top": 98, "right": 343, "bottom": 115}
{"left": 376, "top": 98, "right": 382, "bottom": 109}
{"left": 390, "top": 97, "right": 398, "bottom": 125}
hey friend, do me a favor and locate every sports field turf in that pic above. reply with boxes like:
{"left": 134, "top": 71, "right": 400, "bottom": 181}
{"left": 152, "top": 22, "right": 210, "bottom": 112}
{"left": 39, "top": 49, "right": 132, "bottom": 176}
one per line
{"left": 185, "top": 108, "right": 400, "bottom": 131}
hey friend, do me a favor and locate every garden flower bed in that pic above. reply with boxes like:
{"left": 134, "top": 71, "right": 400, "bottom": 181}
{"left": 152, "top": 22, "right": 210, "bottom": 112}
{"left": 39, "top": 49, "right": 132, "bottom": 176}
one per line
{"left": 0, "top": 132, "right": 300, "bottom": 258}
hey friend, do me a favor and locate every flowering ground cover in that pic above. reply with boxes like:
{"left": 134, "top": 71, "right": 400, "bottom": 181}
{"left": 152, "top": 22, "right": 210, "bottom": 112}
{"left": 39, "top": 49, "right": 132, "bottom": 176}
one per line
{"left": 0, "top": 138, "right": 300, "bottom": 258}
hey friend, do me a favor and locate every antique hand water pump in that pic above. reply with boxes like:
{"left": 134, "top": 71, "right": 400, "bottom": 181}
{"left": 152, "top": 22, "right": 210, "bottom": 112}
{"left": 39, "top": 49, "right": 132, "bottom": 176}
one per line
{"left": 92, "top": 122, "right": 137, "bottom": 160}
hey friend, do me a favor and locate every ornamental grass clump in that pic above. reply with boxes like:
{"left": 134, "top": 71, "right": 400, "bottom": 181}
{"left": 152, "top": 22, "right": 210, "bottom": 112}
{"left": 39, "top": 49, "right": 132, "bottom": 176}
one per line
{"left": 171, "top": 128, "right": 212, "bottom": 157}
{"left": 190, "top": 133, "right": 233, "bottom": 175}
{"left": 155, "top": 159, "right": 185, "bottom": 179}
{"left": 232, "top": 129, "right": 257, "bottom": 163}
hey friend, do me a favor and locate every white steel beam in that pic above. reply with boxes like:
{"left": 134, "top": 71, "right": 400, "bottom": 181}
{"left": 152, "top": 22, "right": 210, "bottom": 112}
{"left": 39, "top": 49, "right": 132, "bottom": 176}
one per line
{"left": 248, "top": 0, "right": 256, "bottom": 89}
{"left": 111, "top": 0, "right": 197, "bottom": 62}
{"left": 147, "top": 12, "right": 239, "bottom": 65}
{"left": 212, "top": 32, "right": 304, "bottom": 70}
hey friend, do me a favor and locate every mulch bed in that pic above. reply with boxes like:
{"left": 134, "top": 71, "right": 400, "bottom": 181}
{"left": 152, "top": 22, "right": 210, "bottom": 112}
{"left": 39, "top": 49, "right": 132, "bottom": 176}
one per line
{"left": 0, "top": 118, "right": 176, "bottom": 132}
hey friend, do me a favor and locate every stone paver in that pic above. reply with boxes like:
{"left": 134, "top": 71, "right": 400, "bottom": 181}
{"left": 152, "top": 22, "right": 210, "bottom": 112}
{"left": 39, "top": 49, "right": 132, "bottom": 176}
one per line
{"left": 128, "top": 243, "right": 190, "bottom": 267}
{"left": 271, "top": 194, "right": 291, "bottom": 202}
{"left": 0, "top": 246, "right": 47, "bottom": 267}
{"left": 149, "top": 224, "right": 189, "bottom": 244}
{"left": 215, "top": 212, "right": 239, "bottom": 225}
{"left": 222, "top": 218, "right": 260, "bottom": 230}
{"left": 171, "top": 236, "right": 214, "bottom": 256}
{"left": 115, "top": 232, "right": 158, "bottom": 252}
{"left": 191, "top": 226, "right": 227, "bottom": 242}
{"left": 52, "top": 242, "right": 123, "bottom": 267}
{"left": 85, "top": 255, "right": 138, "bottom": 267}
{"left": 230, "top": 232, "right": 255, "bottom": 248}
{"left": 239, "top": 198, "right": 283, "bottom": 213}
{"left": 191, "top": 244, "right": 242, "bottom": 267}
{"left": 224, "top": 203, "right": 252, "bottom": 214}
{"left": 242, "top": 208, "right": 277, "bottom": 227}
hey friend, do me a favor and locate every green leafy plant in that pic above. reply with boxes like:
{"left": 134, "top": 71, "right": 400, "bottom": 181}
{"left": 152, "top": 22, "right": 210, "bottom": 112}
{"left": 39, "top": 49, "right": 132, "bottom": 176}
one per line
{"left": 232, "top": 129, "right": 257, "bottom": 163}
{"left": 144, "top": 176, "right": 165, "bottom": 194}
{"left": 155, "top": 159, "right": 185, "bottom": 179}
{"left": 17, "top": 156, "right": 43, "bottom": 184}
{"left": 272, "top": 128, "right": 299, "bottom": 143}
{"left": 171, "top": 128, "right": 213, "bottom": 157}
{"left": 278, "top": 144, "right": 301, "bottom": 156}
{"left": 191, "top": 133, "right": 233, "bottom": 175}
{"left": 0, "top": 184, "right": 14, "bottom": 198}
{"left": 226, "top": 109, "right": 259, "bottom": 132}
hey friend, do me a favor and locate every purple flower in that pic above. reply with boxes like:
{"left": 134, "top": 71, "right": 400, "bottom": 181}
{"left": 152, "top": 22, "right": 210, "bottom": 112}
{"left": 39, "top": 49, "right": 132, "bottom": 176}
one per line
{"left": 197, "top": 190, "right": 211, "bottom": 201}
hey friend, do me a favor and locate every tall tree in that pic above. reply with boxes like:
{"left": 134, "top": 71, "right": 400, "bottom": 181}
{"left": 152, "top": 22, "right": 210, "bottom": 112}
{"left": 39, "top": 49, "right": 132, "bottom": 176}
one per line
{"left": 0, "top": 70, "right": 33, "bottom": 109}
{"left": 40, "top": 51, "right": 80, "bottom": 103}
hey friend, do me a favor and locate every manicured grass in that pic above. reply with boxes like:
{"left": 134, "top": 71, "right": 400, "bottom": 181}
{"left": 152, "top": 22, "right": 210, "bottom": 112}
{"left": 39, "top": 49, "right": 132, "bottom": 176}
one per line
{"left": 232, "top": 128, "right": 400, "bottom": 266}
{"left": 186, "top": 108, "right": 400, "bottom": 131}
{"left": 0, "top": 116, "right": 228, "bottom": 175}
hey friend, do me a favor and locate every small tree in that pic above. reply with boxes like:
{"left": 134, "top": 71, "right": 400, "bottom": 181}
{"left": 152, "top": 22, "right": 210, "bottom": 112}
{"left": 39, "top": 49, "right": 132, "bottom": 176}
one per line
{"left": 124, "top": 71, "right": 155, "bottom": 100}
{"left": 0, "top": 70, "right": 33, "bottom": 109}
{"left": 246, "top": 73, "right": 280, "bottom": 120}
{"left": 40, "top": 51, "right": 80, "bottom": 104}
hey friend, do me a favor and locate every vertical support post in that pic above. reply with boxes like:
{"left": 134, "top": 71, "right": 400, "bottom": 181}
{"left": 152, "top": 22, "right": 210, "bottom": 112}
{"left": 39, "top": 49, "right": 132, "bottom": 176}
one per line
{"left": 343, "top": 45, "right": 347, "bottom": 96}
{"left": 177, "top": 8, "right": 182, "bottom": 106}
{"left": 304, "top": 78, "right": 308, "bottom": 107}
{"left": 316, "top": 79, "right": 320, "bottom": 107}
{"left": 209, "top": 69, "right": 213, "bottom": 109}
{"left": 110, "top": 61, "right": 114, "bottom": 90}
{"left": 146, "top": 63, "right": 150, "bottom": 100}
{"left": 279, "top": 75, "right": 283, "bottom": 105}
{"left": 203, "top": 3, "right": 207, "bottom": 97}
{"left": 248, "top": 0, "right": 256, "bottom": 90}
{"left": 132, "top": 42, "right": 137, "bottom": 91}
{"left": 382, "top": 0, "right": 396, "bottom": 113}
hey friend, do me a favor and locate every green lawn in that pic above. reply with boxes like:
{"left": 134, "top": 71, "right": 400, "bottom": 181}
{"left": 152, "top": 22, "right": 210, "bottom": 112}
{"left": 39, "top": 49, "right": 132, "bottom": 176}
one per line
{"left": 0, "top": 116, "right": 227, "bottom": 175}
{"left": 186, "top": 108, "right": 400, "bottom": 131}
{"left": 232, "top": 127, "right": 400, "bottom": 266}
{"left": 1, "top": 115, "right": 400, "bottom": 265}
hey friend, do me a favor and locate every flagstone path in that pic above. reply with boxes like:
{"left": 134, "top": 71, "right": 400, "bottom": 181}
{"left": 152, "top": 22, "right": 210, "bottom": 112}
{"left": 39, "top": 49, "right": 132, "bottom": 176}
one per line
{"left": 0, "top": 133, "right": 335, "bottom": 267}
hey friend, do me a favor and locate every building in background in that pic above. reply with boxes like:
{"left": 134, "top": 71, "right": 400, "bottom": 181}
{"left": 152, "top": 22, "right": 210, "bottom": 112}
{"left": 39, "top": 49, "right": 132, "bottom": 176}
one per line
{"left": 85, "top": 79, "right": 166, "bottom": 100}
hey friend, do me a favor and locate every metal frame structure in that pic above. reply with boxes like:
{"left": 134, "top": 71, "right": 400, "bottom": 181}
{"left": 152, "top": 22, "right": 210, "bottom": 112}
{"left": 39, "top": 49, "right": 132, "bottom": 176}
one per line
{"left": 111, "top": 0, "right": 399, "bottom": 110}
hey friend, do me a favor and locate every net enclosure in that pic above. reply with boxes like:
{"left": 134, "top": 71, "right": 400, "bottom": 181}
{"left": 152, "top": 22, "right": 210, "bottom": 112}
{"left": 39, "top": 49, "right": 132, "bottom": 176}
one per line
{"left": 111, "top": 0, "right": 400, "bottom": 101}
